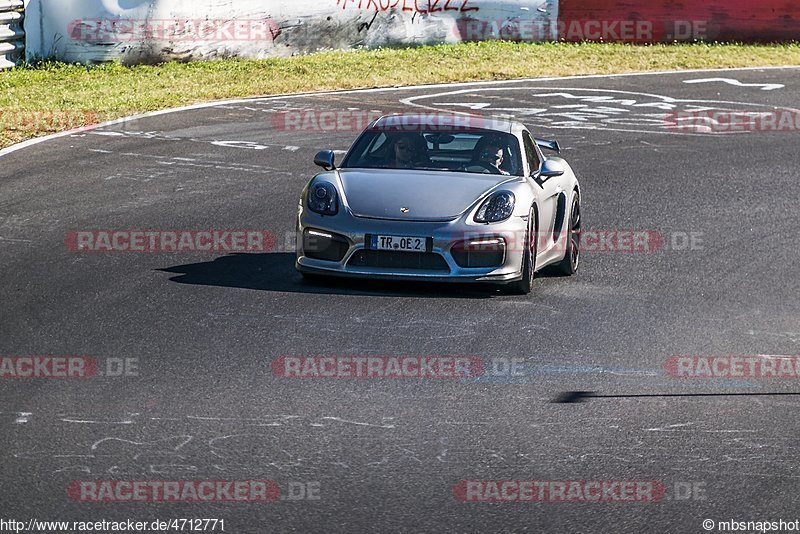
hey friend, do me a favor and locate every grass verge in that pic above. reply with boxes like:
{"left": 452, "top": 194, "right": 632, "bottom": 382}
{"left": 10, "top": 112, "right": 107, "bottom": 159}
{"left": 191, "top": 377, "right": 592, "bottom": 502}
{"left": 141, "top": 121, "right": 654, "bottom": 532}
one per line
{"left": 1, "top": 41, "right": 799, "bottom": 149}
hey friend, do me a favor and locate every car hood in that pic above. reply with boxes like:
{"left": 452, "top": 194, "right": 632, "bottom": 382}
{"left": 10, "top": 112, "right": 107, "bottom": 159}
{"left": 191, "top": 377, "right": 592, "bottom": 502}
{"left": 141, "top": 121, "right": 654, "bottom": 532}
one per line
{"left": 337, "top": 169, "right": 517, "bottom": 221}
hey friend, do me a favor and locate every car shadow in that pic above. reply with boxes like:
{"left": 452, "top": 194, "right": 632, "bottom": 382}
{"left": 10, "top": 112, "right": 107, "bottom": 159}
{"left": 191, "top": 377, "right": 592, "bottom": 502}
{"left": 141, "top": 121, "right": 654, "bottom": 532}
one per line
{"left": 158, "top": 253, "right": 501, "bottom": 299}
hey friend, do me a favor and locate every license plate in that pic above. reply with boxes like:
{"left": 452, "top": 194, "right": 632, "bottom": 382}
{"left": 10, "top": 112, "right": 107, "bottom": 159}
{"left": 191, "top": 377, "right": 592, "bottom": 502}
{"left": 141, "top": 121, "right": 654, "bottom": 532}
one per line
{"left": 367, "top": 234, "right": 432, "bottom": 253}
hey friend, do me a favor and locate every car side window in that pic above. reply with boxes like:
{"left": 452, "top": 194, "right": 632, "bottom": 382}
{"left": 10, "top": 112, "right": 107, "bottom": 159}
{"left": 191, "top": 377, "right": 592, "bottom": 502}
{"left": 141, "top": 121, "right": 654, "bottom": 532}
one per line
{"left": 522, "top": 131, "right": 541, "bottom": 176}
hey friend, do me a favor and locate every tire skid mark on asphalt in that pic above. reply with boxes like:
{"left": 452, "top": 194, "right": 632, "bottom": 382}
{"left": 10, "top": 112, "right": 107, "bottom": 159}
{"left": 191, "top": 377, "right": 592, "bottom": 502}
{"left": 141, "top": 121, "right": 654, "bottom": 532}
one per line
{"left": 5, "top": 414, "right": 407, "bottom": 474}
{"left": 6, "top": 414, "right": 794, "bottom": 476}
{"left": 747, "top": 329, "right": 800, "bottom": 344}
{"left": 0, "top": 236, "right": 33, "bottom": 245}
{"left": 319, "top": 416, "right": 396, "bottom": 429}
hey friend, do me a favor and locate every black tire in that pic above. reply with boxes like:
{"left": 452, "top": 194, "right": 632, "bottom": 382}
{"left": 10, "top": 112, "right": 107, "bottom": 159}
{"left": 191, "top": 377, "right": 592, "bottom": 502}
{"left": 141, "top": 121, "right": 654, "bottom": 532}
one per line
{"left": 504, "top": 207, "right": 537, "bottom": 295}
{"left": 556, "top": 193, "right": 581, "bottom": 275}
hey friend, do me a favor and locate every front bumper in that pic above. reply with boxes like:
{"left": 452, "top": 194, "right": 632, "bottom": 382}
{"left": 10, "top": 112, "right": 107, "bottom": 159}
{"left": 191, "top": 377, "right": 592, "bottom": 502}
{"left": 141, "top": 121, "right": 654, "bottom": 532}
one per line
{"left": 295, "top": 211, "right": 528, "bottom": 284}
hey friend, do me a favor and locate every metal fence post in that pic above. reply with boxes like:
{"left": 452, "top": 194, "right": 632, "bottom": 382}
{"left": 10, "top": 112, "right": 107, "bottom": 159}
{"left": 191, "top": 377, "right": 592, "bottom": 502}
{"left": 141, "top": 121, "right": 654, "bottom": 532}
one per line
{"left": 0, "top": 0, "right": 24, "bottom": 69}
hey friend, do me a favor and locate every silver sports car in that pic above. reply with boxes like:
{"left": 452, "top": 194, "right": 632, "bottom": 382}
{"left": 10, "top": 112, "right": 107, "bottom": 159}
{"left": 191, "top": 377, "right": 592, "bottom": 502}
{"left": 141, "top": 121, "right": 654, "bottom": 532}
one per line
{"left": 295, "top": 114, "right": 581, "bottom": 294}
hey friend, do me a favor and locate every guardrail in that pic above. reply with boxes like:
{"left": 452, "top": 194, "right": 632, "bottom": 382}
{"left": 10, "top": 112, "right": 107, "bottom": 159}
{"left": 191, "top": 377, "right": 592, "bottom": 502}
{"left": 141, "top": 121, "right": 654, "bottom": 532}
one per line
{"left": 0, "top": 0, "right": 24, "bottom": 69}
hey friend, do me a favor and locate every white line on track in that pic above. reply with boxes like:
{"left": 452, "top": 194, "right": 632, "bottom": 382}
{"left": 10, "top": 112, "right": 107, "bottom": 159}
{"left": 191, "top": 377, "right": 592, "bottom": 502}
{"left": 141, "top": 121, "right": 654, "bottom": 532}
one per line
{"left": 400, "top": 85, "right": 800, "bottom": 137}
{"left": 1, "top": 65, "right": 797, "bottom": 159}
{"left": 683, "top": 77, "right": 785, "bottom": 91}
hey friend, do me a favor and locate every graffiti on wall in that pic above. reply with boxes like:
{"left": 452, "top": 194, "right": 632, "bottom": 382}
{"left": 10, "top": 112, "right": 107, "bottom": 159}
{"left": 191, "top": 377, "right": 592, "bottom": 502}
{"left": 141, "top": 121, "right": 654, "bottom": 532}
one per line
{"left": 27, "top": 0, "right": 550, "bottom": 64}
{"left": 335, "top": 0, "right": 480, "bottom": 14}
{"left": 23, "top": 0, "right": 799, "bottom": 64}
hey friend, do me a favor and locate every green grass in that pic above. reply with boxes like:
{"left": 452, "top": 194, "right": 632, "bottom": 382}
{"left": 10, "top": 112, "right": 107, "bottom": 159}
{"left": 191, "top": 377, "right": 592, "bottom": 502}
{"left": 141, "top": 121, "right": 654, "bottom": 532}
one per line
{"left": 2, "top": 41, "right": 799, "bottom": 149}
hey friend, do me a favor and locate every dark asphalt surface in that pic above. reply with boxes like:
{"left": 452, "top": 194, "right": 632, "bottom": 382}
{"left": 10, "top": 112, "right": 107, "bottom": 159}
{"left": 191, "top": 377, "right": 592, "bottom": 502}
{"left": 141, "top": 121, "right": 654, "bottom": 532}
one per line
{"left": 2, "top": 67, "right": 800, "bottom": 533}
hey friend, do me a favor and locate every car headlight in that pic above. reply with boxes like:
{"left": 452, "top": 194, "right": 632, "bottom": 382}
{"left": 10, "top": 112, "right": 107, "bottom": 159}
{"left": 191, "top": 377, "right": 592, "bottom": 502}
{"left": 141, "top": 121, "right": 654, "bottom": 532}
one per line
{"left": 474, "top": 191, "right": 515, "bottom": 223}
{"left": 307, "top": 182, "right": 339, "bottom": 216}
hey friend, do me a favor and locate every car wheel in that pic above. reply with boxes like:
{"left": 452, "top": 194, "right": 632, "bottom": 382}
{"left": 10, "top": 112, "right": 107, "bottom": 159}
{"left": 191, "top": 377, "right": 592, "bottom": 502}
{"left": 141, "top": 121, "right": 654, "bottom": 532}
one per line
{"left": 556, "top": 193, "right": 580, "bottom": 275}
{"left": 504, "top": 207, "right": 537, "bottom": 295}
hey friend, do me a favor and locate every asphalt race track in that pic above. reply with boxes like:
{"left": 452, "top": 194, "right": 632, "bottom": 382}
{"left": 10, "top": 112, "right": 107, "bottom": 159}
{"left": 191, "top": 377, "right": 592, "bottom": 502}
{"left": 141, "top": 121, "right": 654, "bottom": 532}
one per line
{"left": 2, "top": 67, "right": 800, "bottom": 533}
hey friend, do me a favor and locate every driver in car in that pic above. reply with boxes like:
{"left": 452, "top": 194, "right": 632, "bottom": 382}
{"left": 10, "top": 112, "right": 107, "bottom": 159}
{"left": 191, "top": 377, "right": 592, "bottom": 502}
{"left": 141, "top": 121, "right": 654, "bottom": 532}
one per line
{"left": 388, "top": 134, "right": 424, "bottom": 169}
{"left": 465, "top": 136, "right": 510, "bottom": 175}
{"left": 478, "top": 143, "right": 509, "bottom": 175}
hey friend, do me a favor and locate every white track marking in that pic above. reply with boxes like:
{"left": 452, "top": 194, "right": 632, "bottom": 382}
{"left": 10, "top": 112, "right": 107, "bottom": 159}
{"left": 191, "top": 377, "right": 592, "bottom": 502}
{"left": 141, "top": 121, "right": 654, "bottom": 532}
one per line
{"left": 431, "top": 102, "right": 492, "bottom": 109}
{"left": 1, "top": 66, "right": 798, "bottom": 158}
{"left": 401, "top": 86, "right": 800, "bottom": 137}
{"left": 683, "top": 78, "right": 785, "bottom": 91}
{"left": 210, "top": 140, "right": 269, "bottom": 150}
{"left": 15, "top": 412, "right": 32, "bottom": 424}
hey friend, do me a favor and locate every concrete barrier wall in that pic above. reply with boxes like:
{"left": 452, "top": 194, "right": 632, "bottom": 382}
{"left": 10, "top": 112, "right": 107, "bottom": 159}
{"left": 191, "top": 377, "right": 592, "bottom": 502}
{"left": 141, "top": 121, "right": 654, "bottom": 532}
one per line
{"left": 23, "top": 0, "right": 800, "bottom": 65}
{"left": 24, "top": 0, "right": 556, "bottom": 64}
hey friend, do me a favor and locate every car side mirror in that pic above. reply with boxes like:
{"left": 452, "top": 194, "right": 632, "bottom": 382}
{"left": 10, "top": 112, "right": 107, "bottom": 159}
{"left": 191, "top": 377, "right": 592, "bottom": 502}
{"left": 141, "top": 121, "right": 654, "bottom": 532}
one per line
{"left": 314, "top": 150, "right": 336, "bottom": 171}
{"left": 539, "top": 159, "right": 565, "bottom": 178}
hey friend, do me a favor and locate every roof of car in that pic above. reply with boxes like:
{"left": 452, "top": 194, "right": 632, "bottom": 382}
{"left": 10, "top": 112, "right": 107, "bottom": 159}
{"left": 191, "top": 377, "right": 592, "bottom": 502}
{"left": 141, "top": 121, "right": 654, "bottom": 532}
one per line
{"left": 368, "top": 113, "right": 518, "bottom": 134}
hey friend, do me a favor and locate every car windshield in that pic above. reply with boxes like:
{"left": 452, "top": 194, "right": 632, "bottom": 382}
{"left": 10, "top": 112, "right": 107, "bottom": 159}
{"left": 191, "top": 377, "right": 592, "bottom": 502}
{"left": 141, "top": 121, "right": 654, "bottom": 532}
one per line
{"left": 340, "top": 129, "right": 524, "bottom": 176}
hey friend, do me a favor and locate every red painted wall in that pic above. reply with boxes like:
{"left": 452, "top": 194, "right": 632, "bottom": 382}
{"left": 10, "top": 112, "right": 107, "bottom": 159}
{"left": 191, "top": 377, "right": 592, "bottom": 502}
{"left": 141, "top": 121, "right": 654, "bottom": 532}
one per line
{"left": 558, "top": 0, "right": 800, "bottom": 42}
